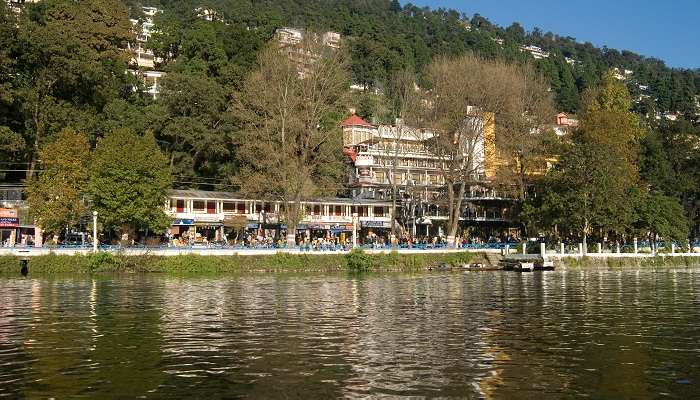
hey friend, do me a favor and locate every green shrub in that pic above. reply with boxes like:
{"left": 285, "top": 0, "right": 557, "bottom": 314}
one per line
{"left": 87, "top": 252, "right": 124, "bottom": 272}
{"left": 345, "top": 248, "right": 373, "bottom": 271}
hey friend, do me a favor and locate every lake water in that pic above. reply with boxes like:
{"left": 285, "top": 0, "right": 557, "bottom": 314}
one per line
{"left": 1, "top": 269, "right": 699, "bottom": 399}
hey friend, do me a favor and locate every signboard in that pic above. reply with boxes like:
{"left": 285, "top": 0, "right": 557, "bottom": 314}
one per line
{"left": 246, "top": 223, "right": 260, "bottom": 229}
{"left": 0, "top": 209, "right": 17, "bottom": 218}
{"left": 173, "top": 219, "right": 194, "bottom": 226}
{"left": 224, "top": 215, "right": 248, "bottom": 228}
{"left": 330, "top": 224, "right": 353, "bottom": 231}
{"left": 362, "top": 221, "right": 389, "bottom": 228}
{"left": 0, "top": 217, "right": 19, "bottom": 228}
{"left": 309, "top": 223, "right": 328, "bottom": 230}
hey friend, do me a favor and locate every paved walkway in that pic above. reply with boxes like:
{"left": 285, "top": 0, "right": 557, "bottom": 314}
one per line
{"left": 0, "top": 247, "right": 501, "bottom": 257}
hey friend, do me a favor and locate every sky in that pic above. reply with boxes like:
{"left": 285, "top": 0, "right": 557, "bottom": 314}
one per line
{"left": 406, "top": 0, "right": 700, "bottom": 69}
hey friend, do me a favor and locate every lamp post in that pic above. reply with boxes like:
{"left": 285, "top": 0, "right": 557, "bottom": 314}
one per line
{"left": 352, "top": 212, "right": 359, "bottom": 248}
{"left": 92, "top": 211, "right": 98, "bottom": 252}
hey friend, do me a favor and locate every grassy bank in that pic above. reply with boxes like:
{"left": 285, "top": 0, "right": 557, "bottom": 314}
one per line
{"left": 559, "top": 256, "right": 700, "bottom": 269}
{"left": 0, "top": 251, "right": 473, "bottom": 274}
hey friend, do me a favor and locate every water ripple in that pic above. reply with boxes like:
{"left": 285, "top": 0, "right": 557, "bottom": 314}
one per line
{"left": 0, "top": 270, "right": 699, "bottom": 398}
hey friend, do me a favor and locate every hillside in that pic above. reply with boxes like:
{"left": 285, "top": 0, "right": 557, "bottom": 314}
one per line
{"left": 134, "top": 0, "right": 699, "bottom": 117}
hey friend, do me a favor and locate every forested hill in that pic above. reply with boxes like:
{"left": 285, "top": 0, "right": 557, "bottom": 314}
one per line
{"left": 133, "top": 0, "right": 700, "bottom": 118}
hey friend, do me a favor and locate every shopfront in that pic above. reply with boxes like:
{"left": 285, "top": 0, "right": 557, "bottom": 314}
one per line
{"left": 360, "top": 220, "right": 390, "bottom": 245}
{"left": 0, "top": 209, "right": 19, "bottom": 247}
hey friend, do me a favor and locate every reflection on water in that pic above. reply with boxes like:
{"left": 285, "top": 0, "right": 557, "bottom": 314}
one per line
{"left": 0, "top": 270, "right": 699, "bottom": 398}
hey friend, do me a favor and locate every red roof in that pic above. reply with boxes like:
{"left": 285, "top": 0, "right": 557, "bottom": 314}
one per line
{"left": 340, "top": 113, "right": 373, "bottom": 128}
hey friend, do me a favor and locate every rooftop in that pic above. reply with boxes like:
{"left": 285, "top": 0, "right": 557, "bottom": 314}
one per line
{"left": 341, "top": 114, "right": 374, "bottom": 128}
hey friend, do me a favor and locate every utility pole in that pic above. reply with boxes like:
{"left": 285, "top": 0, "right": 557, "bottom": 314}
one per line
{"left": 92, "top": 211, "right": 98, "bottom": 252}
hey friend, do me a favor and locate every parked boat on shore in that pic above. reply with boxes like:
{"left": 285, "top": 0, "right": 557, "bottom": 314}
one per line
{"left": 499, "top": 254, "right": 555, "bottom": 272}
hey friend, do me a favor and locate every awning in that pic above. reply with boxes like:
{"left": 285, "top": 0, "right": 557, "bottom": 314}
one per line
{"left": 194, "top": 221, "right": 222, "bottom": 227}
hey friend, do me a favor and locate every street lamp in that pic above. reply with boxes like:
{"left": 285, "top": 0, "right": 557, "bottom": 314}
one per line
{"left": 352, "top": 212, "right": 359, "bottom": 248}
{"left": 92, "top": 211, "right": 98, "bottom": 252}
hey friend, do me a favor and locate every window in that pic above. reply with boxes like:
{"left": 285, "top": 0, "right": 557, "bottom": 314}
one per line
{"left": 264, "top": 203, "right": 272, "bottom": 213}
{"left": 173, "top": 199, "right": 185, "bottom": 213}
{"left": 357, "top": 206, "right": 368, "bottom": 217}
{"left": 237, "top": 203, "right": 246, "bottom": 214}
{"left": 313, "top": 205, "right": 321, "bottom": 215}
{"left": 223, "top": 202, "right": 235, "bottom": 212}
{"left": 255, "top": 203, "right": 262, "bottom": 213}
{"left": 207, "top": 201, "right": 216, "bottom": 214}
{"left": 374, "top": 207, "right": 385, "bottom": 217}
{"left": 375, "top": 171, "right": 385, "bottom": 183}
{"left": 193, "top": 200, "right": 205, "bottom": 212}
{"left": 333, "top": 205, "right": 343, "bottom": 216}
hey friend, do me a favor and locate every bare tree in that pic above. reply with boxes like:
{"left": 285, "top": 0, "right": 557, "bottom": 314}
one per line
{"left": 410, "top": 54, "right": 551, "bottom": 247}
{"left": 381, "top": 69, "right": 419, "bottom": 240}
{"left": 492, "top": 64, "right": 556, "bottom": 201}
{"left": 233, "top": 38, "right": 350, "bottom": 246}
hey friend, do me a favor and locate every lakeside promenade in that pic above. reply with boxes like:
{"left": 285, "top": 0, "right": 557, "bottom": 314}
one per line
{"left": 4, "top": 244, "right": 700, "bottom": 258}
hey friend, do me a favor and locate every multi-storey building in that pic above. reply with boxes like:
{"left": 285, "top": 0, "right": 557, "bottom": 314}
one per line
{"left": 128, "top": 7, "right": 161, "bottom": 69}
{"left": 276, "top": 27, "right": 341, "bottom": 77}
{"left": 340, "top": 112, "right": 513, "bottom": 238}
{"left": 126, "top": 6, "right": 166, "bottom": 99}
{"left": 341, "top": 114, "right": 444, "bottom": 202}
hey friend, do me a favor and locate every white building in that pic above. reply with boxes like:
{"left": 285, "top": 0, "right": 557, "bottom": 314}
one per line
{"left": 5, "top": 0, "right": 39, "bottom": 13}
{"left": 166, "top": 190, "right": 394, "bottom": 242}
{"left": 128, "top": 6, "right": 163, "bottom": 69}
{"left": 195, "top": 7, "right": 223, "bottom": 22}
{"left": 127, "top": 69, "right": 165, "bottom": 99}
{"left": 520, "top": 45, "right": 550, "bottom": 60}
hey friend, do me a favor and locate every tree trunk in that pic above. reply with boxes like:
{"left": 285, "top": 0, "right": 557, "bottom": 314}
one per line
{"left": 446, "top": 182, "right": 466, "bottom": 248}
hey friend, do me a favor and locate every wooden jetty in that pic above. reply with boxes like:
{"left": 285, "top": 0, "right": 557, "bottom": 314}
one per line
{"left": 499, "top": 254, "right": 555, "bottom": 272}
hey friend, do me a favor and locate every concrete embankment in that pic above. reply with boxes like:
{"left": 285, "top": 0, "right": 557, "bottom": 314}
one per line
{"left": 0, "top": 250, "right": 475, "bottom": 274}
{"left": 554, "top": 255, "right": 700, "bottom": 269}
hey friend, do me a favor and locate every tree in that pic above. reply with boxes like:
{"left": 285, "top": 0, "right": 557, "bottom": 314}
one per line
{"left": 411, "top": 53, "right": 551, "bottom": 247}
{"left": 383, "top": 69, "right": 418, "bottom": 239}
{"left": 25, "top": 128, "right": 91, "bottom": 234}
{"left": 528, "top": 70, "right": 649, "bottom": 248}
{"left": 15, "top": 0, "right": 133, "bottom": 179}
{"left": 534, "top": 138, "right": 637, "bottom": 249}
{"left": 233, "top": 39, "right": 349, "bottom": 246}
{"left": 89, "top": 129, "right": 172, "bottom": 238}
{"left": 159, "top": 72, "right": 230, "bottom": 185}
{"left": 491, "top": 63, "right": 555, "bottom": 202}
{"left": 635, "top": 191, "right": 688, "bottom": 251}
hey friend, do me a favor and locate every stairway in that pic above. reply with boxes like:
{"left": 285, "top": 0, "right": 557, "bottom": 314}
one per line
{"left": 482, "top": 252, "right": 503, "bottom": 268}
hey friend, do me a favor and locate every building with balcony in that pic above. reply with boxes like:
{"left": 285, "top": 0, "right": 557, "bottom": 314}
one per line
{"left": 127, "top": 69, "right": 165, "bottom": 99}
{"left": 125, "top": 6, "right": 166, "bottom": 99}
{"left": 128, "top": 6, "right": 162, "bottom": 69}
{"left": 340, "top": 112, "right": 516, "bottom": 238}
{"left": 166, "top": 190, "right": 393, "bottom": 244}
{"left": 276, "top": 27, "right": 341, "bottom": 78}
